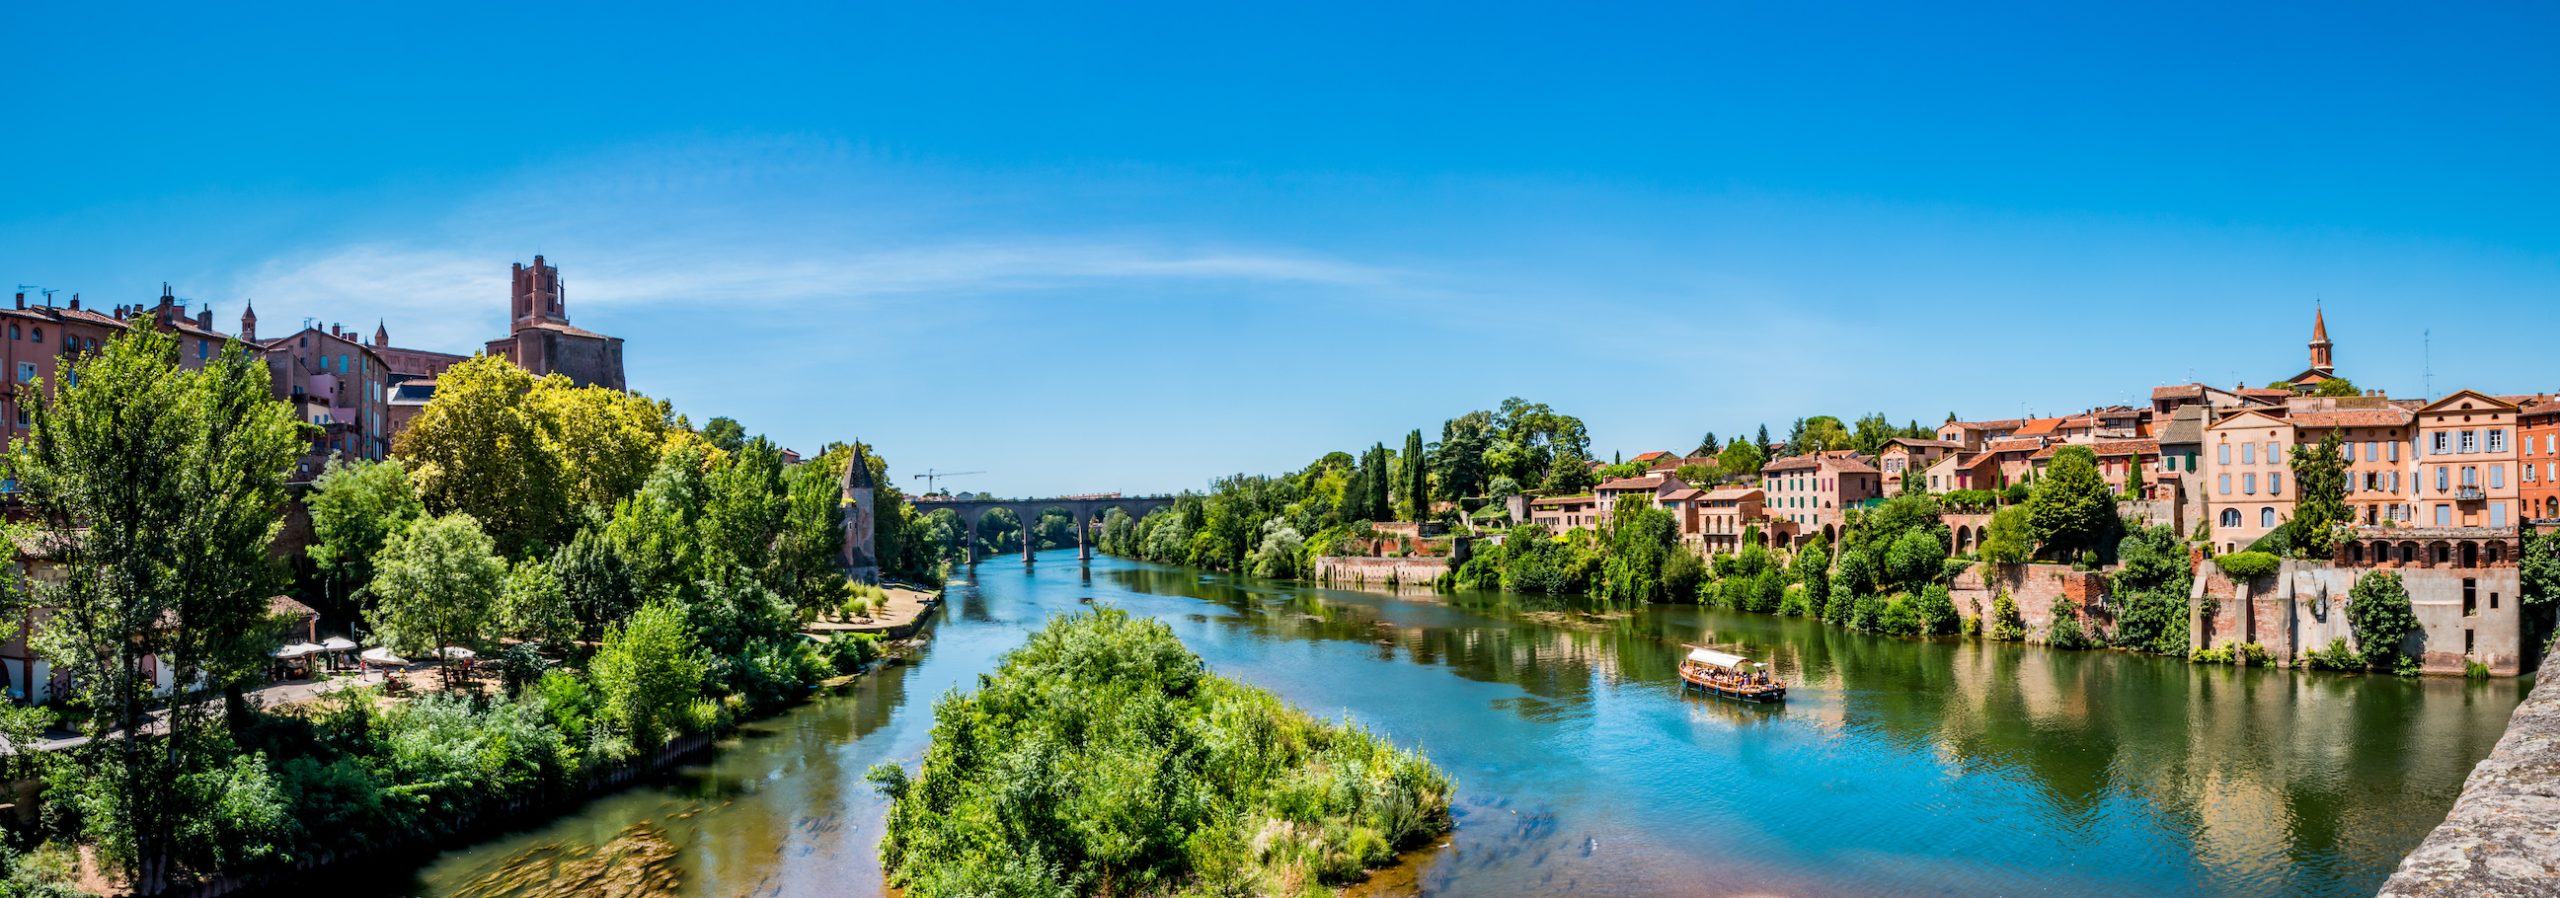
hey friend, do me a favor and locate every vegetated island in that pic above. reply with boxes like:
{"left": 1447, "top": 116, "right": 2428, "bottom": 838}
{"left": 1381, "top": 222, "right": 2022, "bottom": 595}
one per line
{"left": 868, "top": 609, "right": 1453, "bottom": 897}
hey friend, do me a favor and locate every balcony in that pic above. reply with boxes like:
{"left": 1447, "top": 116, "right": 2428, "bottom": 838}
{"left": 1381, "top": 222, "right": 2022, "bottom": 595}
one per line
{"left": 2455, "top": 486, "right": 2486, "bottom": 502}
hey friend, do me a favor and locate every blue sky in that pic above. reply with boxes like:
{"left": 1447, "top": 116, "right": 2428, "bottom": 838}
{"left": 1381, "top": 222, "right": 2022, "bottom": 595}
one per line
{"left": 4, "top": 2, "right": 2555, "bottom": 496}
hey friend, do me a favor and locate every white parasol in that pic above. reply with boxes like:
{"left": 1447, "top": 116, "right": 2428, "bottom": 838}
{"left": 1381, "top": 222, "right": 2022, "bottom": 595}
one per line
{"left": 358, "top": 647, "right": 410, "bottom": 666}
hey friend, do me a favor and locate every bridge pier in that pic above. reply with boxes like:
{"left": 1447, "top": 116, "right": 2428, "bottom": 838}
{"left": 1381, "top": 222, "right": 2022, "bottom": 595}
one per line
{"left": 1077, "top": 508, "right": 1093, "bottom": 562}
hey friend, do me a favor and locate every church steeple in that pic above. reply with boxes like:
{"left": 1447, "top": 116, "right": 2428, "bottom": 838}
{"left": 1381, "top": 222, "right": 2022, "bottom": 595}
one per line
{"left": 2308, "top": 304, "right": 2333, "bottom": 373}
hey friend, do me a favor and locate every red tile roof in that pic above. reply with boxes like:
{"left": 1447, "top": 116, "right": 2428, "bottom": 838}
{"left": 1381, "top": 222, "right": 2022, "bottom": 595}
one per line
{"left": 2012, "top": 417, "right": 2068, "bottom": 437}
{"left": 1980, "top": 438, "right": 2043, "bottom": 455}
{"left": 2289, "top": 409, "right": 2415, "bottom": 429}
{"left": 1596, "top": 475, "right": 1675, "bottom": 491}
{"left": 1944, "top": 419, "right": 2023, "bottom": 432}
{"left": 1704, "top": 486, "right": 1764, "bottom": 501}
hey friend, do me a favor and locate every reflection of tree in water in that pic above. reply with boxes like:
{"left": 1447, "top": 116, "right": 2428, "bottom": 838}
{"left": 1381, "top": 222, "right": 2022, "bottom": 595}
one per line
{"left": 1096, "top": 561, "right": 2530, "bottom": 898}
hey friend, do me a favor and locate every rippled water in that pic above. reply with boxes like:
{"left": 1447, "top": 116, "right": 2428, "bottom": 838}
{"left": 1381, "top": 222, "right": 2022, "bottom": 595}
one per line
{"left": 351, "top": 552, "right": 2534, "bottom": 898}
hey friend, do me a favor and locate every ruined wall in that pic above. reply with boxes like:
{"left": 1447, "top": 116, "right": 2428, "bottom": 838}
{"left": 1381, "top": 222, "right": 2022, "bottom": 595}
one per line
{"left": 2192, "top": 560, "right": 2530, "bottom": 675}
{"left": 1315, "top": 556, "right": 1452, "bottom": 588}
{"left": 1950, "top": 563, "right": 2113, "bottom": 639}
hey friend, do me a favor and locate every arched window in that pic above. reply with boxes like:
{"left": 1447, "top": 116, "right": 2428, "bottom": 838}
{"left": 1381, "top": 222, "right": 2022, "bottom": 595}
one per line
{"left": 2220, "top": 508, "right": 2241, "bottom": 528}
{"left": 2260, "top": 507, "right": 2278, "bottom": 529}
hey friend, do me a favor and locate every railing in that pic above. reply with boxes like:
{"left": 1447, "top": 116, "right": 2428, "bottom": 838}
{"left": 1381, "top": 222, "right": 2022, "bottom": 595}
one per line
{"left": 2455, "top": 487, "right": 2487, "bottom": 501}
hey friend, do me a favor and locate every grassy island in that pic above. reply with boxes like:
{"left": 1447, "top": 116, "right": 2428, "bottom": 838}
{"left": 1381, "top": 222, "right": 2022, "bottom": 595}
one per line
{"left": 869, "top": 609, "right": 1452, "bottom": 898}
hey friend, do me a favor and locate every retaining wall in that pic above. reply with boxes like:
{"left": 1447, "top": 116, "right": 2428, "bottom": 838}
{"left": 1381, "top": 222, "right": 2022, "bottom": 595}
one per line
{"left": 1315, "top": 556, "right": 1452, "bottom": 587}
{"left": 2376, "top": 657, "right": 2560, "bottom": 896}
{"left": 1949, "top": 563, "right": 2113, "bottom": 640}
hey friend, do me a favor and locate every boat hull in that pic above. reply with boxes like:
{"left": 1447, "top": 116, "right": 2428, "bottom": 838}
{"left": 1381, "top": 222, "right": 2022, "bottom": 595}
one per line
{"left": 1680, "top": 669, "right": 1786, "bottom": 703}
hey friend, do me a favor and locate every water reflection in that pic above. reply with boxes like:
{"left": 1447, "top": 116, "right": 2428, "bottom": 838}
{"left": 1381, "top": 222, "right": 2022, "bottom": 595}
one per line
{"left": 358, "top": 553, "right": 2528, "bottom": 898}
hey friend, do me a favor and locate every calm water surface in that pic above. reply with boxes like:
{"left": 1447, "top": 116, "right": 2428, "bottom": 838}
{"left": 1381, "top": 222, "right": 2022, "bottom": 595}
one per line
{"left": 354, "top": 552, "right": 2533, "bottom": 898}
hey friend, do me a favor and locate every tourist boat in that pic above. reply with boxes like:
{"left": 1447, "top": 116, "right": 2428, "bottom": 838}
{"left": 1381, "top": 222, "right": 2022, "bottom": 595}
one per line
{"left": 1679, "top": 646, "right": 1785, "bottom": 703}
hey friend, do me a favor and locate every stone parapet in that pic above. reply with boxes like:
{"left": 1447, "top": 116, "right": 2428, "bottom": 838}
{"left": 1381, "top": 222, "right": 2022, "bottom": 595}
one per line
{"left": 2377, "top": 656, "right": 2560, "bottom": 896}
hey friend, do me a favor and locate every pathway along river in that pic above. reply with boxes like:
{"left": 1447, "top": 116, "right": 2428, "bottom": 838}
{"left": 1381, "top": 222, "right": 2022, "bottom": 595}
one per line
{"left": 350, "top": 552, "right": 2533, "bottom": 898}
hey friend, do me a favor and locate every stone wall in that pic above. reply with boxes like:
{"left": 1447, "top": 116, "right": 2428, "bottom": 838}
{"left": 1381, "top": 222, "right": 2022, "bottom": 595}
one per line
{"left": 2376, "top": 654, "right": 2560, "bottom": 896}
{"left": 2192, "top": 559, "right": 2531, "bottom": 676}
{"left": 1316, "top": 556, "right": 1452, "bottom": 587}
{"left": 1949, "top": 563, "right": 2113, "bottom": 639}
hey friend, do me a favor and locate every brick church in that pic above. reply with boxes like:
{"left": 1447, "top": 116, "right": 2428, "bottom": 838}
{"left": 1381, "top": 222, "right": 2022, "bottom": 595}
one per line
{"left": 483, "top": 254, "right": 625, "bottom": 391}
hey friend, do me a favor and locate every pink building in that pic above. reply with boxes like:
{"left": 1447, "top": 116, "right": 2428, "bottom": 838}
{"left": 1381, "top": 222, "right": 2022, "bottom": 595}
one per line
{"left": 1759, "top": 451, "right": 1882, "bottom": 543}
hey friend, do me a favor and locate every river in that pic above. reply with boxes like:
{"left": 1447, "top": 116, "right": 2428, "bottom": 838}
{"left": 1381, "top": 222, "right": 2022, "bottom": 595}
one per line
{"left": 351, "top": 551, "right": 2533, "bottom": 898}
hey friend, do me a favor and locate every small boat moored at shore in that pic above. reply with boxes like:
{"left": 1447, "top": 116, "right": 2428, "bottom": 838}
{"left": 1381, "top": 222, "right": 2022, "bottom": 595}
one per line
{"left": 1680, "top": 645, "right": 1785, "bottom": 703}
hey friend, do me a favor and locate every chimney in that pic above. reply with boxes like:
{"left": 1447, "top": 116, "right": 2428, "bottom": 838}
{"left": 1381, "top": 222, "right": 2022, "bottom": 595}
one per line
{"left": 67, "top": 294, "right": 78, "bottom": 311}
{"left": 196, "top": 305, "right": 212, "bottom": 329}
{"left": 10, "top": 293, "right": 20, "bottom": 310}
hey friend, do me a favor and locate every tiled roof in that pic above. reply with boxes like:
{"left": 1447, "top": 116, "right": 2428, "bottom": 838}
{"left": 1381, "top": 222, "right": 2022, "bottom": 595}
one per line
{"left": 1530, "top": 494, "right": 1595, "bottom": 507}
{"left": 1597, "top": 475, "right": 1676, "bottom": 491}
{"left": 1980, "top": 438, "right": 2043, "bottom": 454}
{"left": 1945, "top": 419, "right": 2023, "bottom": 431}
{"left": 1630, "top": 450, "right": 1674, "bottom": 463}
{"left": 1704, "top": 486, "right": 1764, "bottom": 501}
{"left": 1886, "top": 438, "right": 1964, "bottom": 451}
{"left": 2238, "top": 387, "right": 2295, "bottom": 400}
{"left": 2151, "top": 384, "right": 2205, "bottom": 400}
{"left": 2091, "top": 438, "right": 2159, "bottom": 457}
{"left": 1661, "top": 488, "right": 1706, "bottom": 501}
{"left": 2289, "top": 409, "right": 2415, "bottom": 429}
{"left": 2156, "top": 406, "right": 2209, "bottom": 444}
{"left": 1761, "top": 455, "right": 1820, "bottom": 473}
{"left": 507, "top": 319, "right": 619, "bottom": 341}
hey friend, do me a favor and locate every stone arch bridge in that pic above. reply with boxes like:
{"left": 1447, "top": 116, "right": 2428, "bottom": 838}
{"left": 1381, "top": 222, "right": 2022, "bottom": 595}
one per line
{"left": 910, "top": 493, "right": 1176, "bottom": 564}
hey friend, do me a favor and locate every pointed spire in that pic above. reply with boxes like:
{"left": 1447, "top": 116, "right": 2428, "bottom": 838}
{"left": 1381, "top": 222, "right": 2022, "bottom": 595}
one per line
{"left": 374, "top": 318, "right": 389, "bottom": 347}
{"left": 2311, "top": 302, "right": 2329, "bottom": 343}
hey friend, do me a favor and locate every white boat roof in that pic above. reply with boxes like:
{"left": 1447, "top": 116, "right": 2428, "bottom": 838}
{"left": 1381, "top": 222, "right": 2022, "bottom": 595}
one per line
{"left": 1685, "top": 648, "right": 1752, "bottom": 670}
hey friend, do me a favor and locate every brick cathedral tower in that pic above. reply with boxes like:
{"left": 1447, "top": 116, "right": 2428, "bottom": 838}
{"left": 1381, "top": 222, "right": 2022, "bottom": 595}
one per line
{"left": 511, "top": 254, "right": 569, "bottom": 325}
{"left": 2308, "top": 304, "right": 2333, "bottom": 375}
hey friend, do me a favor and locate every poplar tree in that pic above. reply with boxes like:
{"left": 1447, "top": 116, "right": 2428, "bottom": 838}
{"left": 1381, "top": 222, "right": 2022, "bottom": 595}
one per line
{"left": 13, "top": 322, "right": 300, "bottom": 890}
{"left": 1401, "top": 429, "right": 1428, "bottom": 520}
{"left": 2288, "top": 430, "right": 2349, "bottom": 558}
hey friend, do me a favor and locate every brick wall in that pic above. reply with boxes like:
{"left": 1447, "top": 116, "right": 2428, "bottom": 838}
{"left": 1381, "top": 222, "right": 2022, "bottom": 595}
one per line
{"left": 1315, "top": 556, "right": 1451, "bottom": 587}
{"left": 1949, "top": 562, "right": 2114, "bottom": 640}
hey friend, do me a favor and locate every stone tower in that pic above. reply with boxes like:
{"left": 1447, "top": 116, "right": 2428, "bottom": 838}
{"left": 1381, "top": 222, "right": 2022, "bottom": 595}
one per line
{"left": 239, "top": 301, "right": 258, "bottom": 342}
{"left": 841, "top": 445, "right": 881, "bottom": 584}
{"left": 2308, "top": 305, "right": 2334, "bottom": 375}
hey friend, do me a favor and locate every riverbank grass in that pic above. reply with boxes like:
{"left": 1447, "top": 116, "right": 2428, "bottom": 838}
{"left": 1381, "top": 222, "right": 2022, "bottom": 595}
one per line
{"left": 870, "top": 609, "right": 1452, "bottom": 898}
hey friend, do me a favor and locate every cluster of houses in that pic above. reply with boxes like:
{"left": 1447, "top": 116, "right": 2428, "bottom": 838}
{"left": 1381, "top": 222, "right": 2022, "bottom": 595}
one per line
{"left": 1, "top": 256, "right": 627, "bottom": 705}
{"left": 1512, "top": 308, "right": 2555, "bottom": 675}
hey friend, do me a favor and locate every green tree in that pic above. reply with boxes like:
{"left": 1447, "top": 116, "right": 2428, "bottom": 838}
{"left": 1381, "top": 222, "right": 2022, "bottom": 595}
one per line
{"left": 305, "top": 456, "right": 424, "bottom": 617}
{"left": 369, "top": 513, "right": 508, "bottom": 688}
{"left": 2109, "top": 524, "right": 2195, "bottom": 655}
{"left": 771, "top": 459, "right": 849, "bottom": 608}
{"left": 592, "top": 599, "right": 709, "bottom": 752}
{"left": 699, "top": 436, "right": 790, "bottom": 581}
{"left": 12, "top": 322, "right": 301, "bottom": 890}
{"left": 2287, "top": 430, "right": 2349, "bottom": 558}
{"left": 1790, "top": 535, "right": 1832, "bottom": 612}
{"left": 395, "top": 355, "right": 570, "bottom": 556}
{"left": 535, "top": 381, "right": 677, "bottom": 515}
{"left": 498, "top": 557, "right": 575, "bottom": 650}
{"left": 700, "top": 415, "right": 747, "bottom": 453}
{"left": 554, "top": 524, "right": 638, "bottom": 637}
{"left": 1598, "top": 504, "right": 1677, "bottom": 603}
{"left": 1981, "top": 506, "right": 2033, "bottom": 565}
{"left": 2312, "top": 377, "right": 2359, "bottom": 398}
{"left": 1717, "top": 439, "right": 1767, "bottom": 479}
{"left": 1401, "top": 429, "right": 1429, "bottom": 518}
{"left": 607, "top": 443, "right": 716, "bottom": 604}
{"left": 2348, "top": 571, "right": 2422, "bottom": 672}
{"left": 2026, "top": 445, "right": 2117, "bottom": 561}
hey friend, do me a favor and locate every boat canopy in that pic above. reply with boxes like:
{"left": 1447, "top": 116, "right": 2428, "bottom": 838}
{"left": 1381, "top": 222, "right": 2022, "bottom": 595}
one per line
{"left": 1684, "top": 647, "right": 1752, "bottom": 671}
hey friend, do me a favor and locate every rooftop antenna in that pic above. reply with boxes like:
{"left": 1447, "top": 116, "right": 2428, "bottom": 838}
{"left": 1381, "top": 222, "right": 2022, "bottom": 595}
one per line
{"left": 15, "top": 285, "right": 58, "bottom": 306}
{"left": 2423, "top": 329, "right": 2433, "bottom": 398}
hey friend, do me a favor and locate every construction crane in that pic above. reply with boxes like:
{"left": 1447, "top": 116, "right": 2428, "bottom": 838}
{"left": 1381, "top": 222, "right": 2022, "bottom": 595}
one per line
{"left": 912, "top": 469, "right": 985, "bottom": 494}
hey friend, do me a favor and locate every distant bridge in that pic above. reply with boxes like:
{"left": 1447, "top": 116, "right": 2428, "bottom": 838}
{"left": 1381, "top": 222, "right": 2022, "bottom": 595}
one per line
{"left": 910, "top": 493, "right": 1177, "bottom": 564}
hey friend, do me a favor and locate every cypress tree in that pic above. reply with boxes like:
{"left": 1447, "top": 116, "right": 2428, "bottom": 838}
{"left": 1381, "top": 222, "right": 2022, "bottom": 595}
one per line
{"left": 1402, "top": 429, "right": 1428, "bottom": 520}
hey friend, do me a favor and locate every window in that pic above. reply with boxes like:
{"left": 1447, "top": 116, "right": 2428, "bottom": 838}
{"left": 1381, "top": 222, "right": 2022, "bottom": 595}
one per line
{"left": 2464, "top": 578, "right": 2477, "bottom": 616}
{"left": 2492, "top": 503, "right": 2507, "bottom": 527}
{"left": 2390, "top": 441, "right": 2400, "bottom": 462}
{"left": 2270, "top": 472, "right": 2284, "bottom": 495}
{"left": 2437, "top": 504, "right": 2453, "bottom": 525}
{"left": 2260, "top": 507, "right": 2277, "bottom": 528}
{"left": 2241, "top": 443, "right": 2255, "bottom": 464}
{"left": 2432, "top": 432, "right": 2449, "bottom": 454}
{"left": 2219, "top": 474, "right": 2232, "bottom": 495}
{"left": 196, "top": 340, "right": 209, "bottom": 360}
{"left": 2365, "top": 441, "right": 2377, "bottom": 462}
{"left": 29, "top": 327, "right": 38, "bottom": 343}
{"left": 13, "top": 363, "right": 31, "bottom": 384}
{"left": 2219, "top": 444, "right": 2232, "bottom": 465}
{"left": 2220, "top": 508, "right": 2241, "bottom": 528}
{"left": 2244, "top": 473, "right": 2258, "bottom": 494}
{"left": 2490, "top": 465, "right": 2504, "bottom": 488}
{"left": 2462, "top": 466, "right": 2477, "bottom": 487}
{"left": 2488, "top": 429, "right": 2507, "bottom": 452}
{"left": 2268, "top": 441, "right": 2283, "bottom": 462}
{"left": 2461, "top": 430, "right": 2478, "bottom": 453}
{"left": 2437, "top": 467, "right": 2450, "bottom": 491}
{"left": 4, "top": 325, "right": 13, "bottom": 339}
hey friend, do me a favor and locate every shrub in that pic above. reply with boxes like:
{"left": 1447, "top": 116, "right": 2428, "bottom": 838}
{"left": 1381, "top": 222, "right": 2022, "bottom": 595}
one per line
{"left": 868, "top": 610, "right": 1451, "bottom": 898}
{"left": 1776, "top": 583, "right": 1814, "bottom": 617}
{"left": 2045, "top": 602, "right": 2098, "bottom": 650}
{"left": 1909, "top": 585, "right": 1960, "bottom": 636}
{"left": 1874, "top": 594, "right": 1923, "bottom": 636}
{"left": 1959, "top": 613, "right": 1981, "bottom": 637}
{"left": 1989, "top": 590, "right": 2027, "bottom": 641}
{"left": 2348, "top": 571, "right": 2421, "bottom": 671}
{"left": 2302, "top": 637, "right": 2363, "bottom": 672}
{"left": 2466, "top": 660, "right": 2492, "bottom": 680}
{"left": 593, "top": 599, "right": 710, "bottom": 752}
{"left": 2215, "top": 551, "right": 2281, "bottom": 580}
